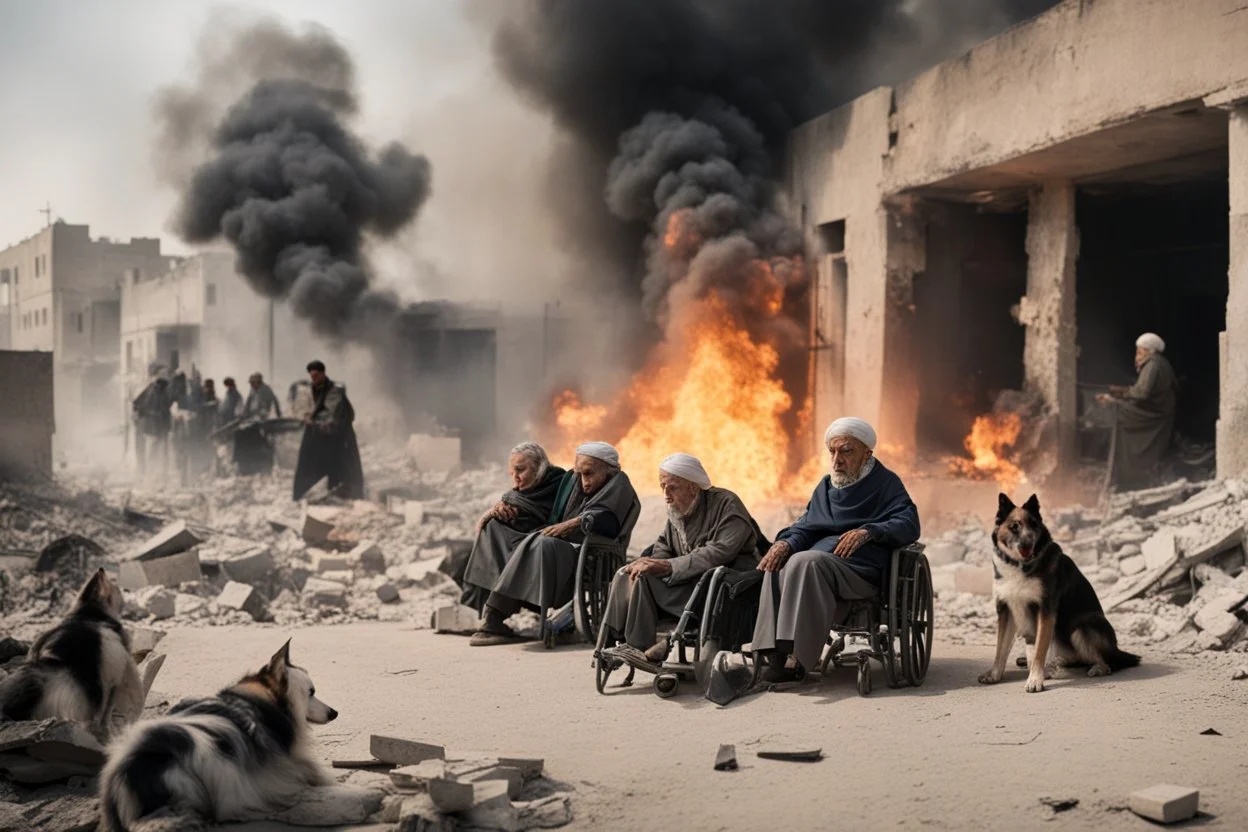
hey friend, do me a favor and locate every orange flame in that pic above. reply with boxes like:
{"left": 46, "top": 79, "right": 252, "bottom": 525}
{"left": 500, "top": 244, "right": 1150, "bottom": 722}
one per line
{"left": 946, "top": 413, "right": 1024, "bottom": 492}
{"left": 551, "top": 390, "right": 607, "bottom": 436}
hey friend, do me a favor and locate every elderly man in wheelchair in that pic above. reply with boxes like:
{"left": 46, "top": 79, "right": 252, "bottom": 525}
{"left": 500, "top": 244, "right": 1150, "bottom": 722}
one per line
{"left": 752, "top": 417, "right": 922, "bottom": 687}
{"left": 594, "top": 453, "right": 763, "bottom": 681}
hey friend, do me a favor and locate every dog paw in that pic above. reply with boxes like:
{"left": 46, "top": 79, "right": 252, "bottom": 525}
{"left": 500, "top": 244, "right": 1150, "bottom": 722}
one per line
{"left": 1087, "top": 663, "right": 1111, "bottom": 678}
{"left": 1024, "top": 674, "right": 1046, "bottom": 693}
{"left": 978, "top": 669, "right": 1003, "bottom": 685}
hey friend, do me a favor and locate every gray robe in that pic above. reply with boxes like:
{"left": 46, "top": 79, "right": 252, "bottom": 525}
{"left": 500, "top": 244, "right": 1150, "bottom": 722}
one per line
{"left": 601, "top": 487, "right": 759, "bottom": 650}
{"left": 488, "top": 470, "right": 638, "bottom": 615}
{"left": 1113, "top": 353, "right": 1177, "bottom": 489}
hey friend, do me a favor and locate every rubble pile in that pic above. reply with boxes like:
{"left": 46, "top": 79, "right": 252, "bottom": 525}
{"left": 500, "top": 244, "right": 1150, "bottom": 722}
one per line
{"left": 0, "top": 437, "right": 511, "bottom": 639}
{"left": 924, "top": 478, "right": 1248, "bottom": 652}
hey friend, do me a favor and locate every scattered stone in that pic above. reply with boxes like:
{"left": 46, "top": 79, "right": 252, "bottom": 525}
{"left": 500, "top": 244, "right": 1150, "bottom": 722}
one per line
{"left": 119, "top": 549, "right": 202, "bottom": 590}
{"left": 1199, "top": 727, "right": 1221, "bottom": 736}
{"left": 1128, "top": 784, "right": 1199, "bottom": 824}
{"left": 1114, "top": 543, "right": 1141, "bottom": 560}
{"left": 352, "top": 540, "right": 387, "bottom": 573}
{"left": 390, "top": 760, "right": 448, "bottom": 790}
{"left": 302, "top": 508, "right": 339, "bottom": 544}
{"left": 404, "top": 560, "right": 445, "bottom": 589}
{"left": 397, "top": 795, "right": 456, "bottom": 832}
{"left": 1232, "top": 666, "right": 1248, "bottom": 680}
{"left": 1039, "top": 796, "right": 1079, "bottom": 814}
{"left": 128, "top": 627, "right": 166, "bottom": 660}
{"left": 1119, "top": 555, "right": 1146, "bottom": 576}
{"left": 319, "top": 569, "right": 355, "bottom": 586}
{"left": 404, "top": 502, "right": 426, "bottom": 527}
{"left": 220, "top": 547, "right": 277, "bottom": 586}
{"left": 756, "top": 749, "right": 823, "bottom": 762}
{"left": 0, "top": 719, "right": 107, "bottom": 784}
{"left": 407, "top": 435, "right": 462, "bottom": 473}
{"left": 302, "top": 577, "right": 348, "bottom": 609}
{"left": 462, "top": 780, "right": 515, "bottom": 830}
{"left": 126, "top": 520, "right": 202, "bottom": 562}
{"left": 433, "top": 604, "right": 482, "bottom": 635}
{"left": 139, "top": 652, "right": 166, "bottom": 700}
{"left": 313, "top": 551, "right": 351, "bottom": 573}
{"left": 516, "top": 794, "right": 573, "bottom": 830}
{"left": 1141, "top": 530, "right": 1178, "bottom": 572}
{"left": 1193, "top": 593, "right": 1244, "bottom": 645}
{"left": 428, "top": 777, "right": 475, "bottom": 813}
{"left": 135, "top": 586, "right": 176, "bottom": 620}
{"left": 377, "top": 583, "right": 400, "bottom": 604}
{"left": 265, "top": 784, "right": 385, "bottom": 826}
{"left": 714, "top": 744, "right": 738, "bottom": 771}
{"left": 924, "top": 541, "right": 966, "bottom": 567}
{"left": 217, "top": 581, "right": 268, "bottom": 621}
{"left": 370, "top": 735, "right": 446, "bottom": 766}
{"left": 174, "top": 593, "right": 206, "bottom": 617}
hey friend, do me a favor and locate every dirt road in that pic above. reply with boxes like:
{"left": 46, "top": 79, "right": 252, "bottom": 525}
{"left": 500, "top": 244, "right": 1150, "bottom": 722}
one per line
{"left": 155, "top": 623, "right": 1247, "bottom": 831}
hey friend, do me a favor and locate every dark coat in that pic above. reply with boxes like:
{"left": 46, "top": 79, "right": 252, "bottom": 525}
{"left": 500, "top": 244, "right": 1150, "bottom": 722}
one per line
{"left": 777, "top": 460, "right": 921, "bottom": 585}
{"left": 292, "top": 379, "right": 364, "bottom": 500}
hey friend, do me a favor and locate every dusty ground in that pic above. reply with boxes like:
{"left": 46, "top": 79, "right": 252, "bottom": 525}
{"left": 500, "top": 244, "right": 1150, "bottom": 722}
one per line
{"left": 153, "top": 623, "right": 1248, "bottom": 831}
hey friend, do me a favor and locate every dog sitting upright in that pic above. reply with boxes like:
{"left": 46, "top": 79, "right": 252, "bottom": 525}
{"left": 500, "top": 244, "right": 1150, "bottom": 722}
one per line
{"left": 0, "top": 568, "right": 143, "bottom": 735}
{"left": 978, "top": 494, "right": 1140, "bottom": 692}
{"left": 99, "top": 639, "right": 337, "bottom": 831}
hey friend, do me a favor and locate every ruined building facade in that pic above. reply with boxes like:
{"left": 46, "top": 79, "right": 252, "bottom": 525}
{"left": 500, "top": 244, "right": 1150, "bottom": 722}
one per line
{"left": 788, "top": 0, "right": 1248, "bottom": 481}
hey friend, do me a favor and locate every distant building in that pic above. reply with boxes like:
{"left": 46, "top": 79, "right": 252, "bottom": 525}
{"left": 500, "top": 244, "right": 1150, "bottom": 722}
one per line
{"left": 0, "top": 222, "right": 176, "bottom": 440}
{"left": 786, "top": 0, "right": 1248, "bottom": 480}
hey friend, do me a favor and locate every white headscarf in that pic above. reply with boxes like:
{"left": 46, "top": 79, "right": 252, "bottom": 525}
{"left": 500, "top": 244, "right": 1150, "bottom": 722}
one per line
{"left": 659, "top": 453, "right": 712, "bottom": 490}
{"left": 575, "top": 441, "right": 620, "bottom": 469}
{"left": 1136, "top": 332, "right": 1165, "bottom": 353}
{"left": 824, "top": 417, "right": 877, "bottom": 451}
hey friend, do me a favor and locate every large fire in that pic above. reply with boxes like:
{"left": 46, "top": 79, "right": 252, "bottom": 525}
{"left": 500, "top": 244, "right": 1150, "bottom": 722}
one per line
{"left": 946, "top": 413, "right": 1024, "bottom": 493}
{"left": 546, "top": 212, "right": 814, "bottom": 507}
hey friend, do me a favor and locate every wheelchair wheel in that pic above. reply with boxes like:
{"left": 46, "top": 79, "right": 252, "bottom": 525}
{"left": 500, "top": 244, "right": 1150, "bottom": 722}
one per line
{"left": 899, "top": 554, "right": 934, "bottom": 687}
{"left": 882, "top": 553, "right": 902, "bottom": 689}
{"left": 654, "top": 673, "right": 679, "bottom": 698}
{"left": 856, "top": 660, "right": 872, "bottom": 696}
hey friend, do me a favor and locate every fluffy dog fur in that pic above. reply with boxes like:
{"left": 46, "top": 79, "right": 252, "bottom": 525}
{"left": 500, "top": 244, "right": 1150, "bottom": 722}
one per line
{"left": 978, "top": 494, "right": 1141, "bottom": 692}
{"left": 0, "top": 568, "right": 142, "bottom": 736}
{"left": 98, "top": 640, "right": 337, "bottom": 831}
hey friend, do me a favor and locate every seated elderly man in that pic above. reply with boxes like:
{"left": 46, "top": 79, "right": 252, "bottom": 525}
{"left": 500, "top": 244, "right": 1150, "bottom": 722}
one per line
{"left": 457, "top": 442, "right": 569, "bottom": 613}
{"left": 470, "top": 442, "right": 638, "bottom": 646}
{"left": 753, "top": 417, "right": 920, "bottom": 684}
{"left": 1096, "top": 332, "right": 1178, "bottom": 490}
{"left": 600, "top": 453, "right": 761, "bottom": 663}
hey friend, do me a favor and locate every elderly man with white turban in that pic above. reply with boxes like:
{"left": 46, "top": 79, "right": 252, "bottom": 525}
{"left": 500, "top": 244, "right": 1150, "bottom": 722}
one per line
{"left": 1096, "top": 332, "right": 1178, "bottom": 489}
{"left": 598, "top": 453, "right": 762, "bottom": 662}
{"left": 470, "top": 441, "right": 639, "bottom": 646}
{"left": 751, "top": 417, "right": 920, "bottom": 683}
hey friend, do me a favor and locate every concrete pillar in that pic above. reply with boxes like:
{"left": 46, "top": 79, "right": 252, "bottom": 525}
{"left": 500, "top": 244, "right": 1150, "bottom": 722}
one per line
{"left": 877, "top": 201, "right": 925, "bottom": 460}
{"left": 1019, "top": 181, "right": 1079, "bottom": 478}
{"left": 1218, "top": 105, "right": 1248, "bottom": 479}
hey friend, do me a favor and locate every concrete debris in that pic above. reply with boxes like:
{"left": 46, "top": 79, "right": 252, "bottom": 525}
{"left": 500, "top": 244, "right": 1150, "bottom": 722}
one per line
{"left": 220, "top": 547, "right": 277, "bottom": 586}
{"left": 264, "top": 784, "right": 385, "bottom": 826}
{"left": 302, "top": 507, "right": 339, "bottom": 544}
{"left": 119, "top": 548, "right": 202, "bottom": 590}
{"left": 302, "top": 577, "right": 348, "bottom": 609}
{"left": 377, "top": 582, "right": 401, "bottom": 603}
{"left": 714, "top": 744, "right": 738, "bottom": 771}
{"left": 434, "top": 604, "right": 481, "bottom": 635}
{"left": 126, "top": 520, "right": 202, "bottom": 562}
{"left": 1128, "top": 784, "right": 1199, "bottom": 824}
{"left": 134, "top": 586, "right": 177, "bottom": 620}
{"left": 128, "top": 626, "right": 166, "bottom": 660}
{"left": 1231, "top": 666, "right": 1248, "bottom": 680}
{"left": 1141, "top": 530, "right": 1178, "bottom": 571}
{"left": 0, "top": 719, "right": 106, "bottom": 784}
{"left": 352, "top": 540, "right": 387, "bottom": 573}
{"left": 217, "top": 581, "right": 269, "bottom": 621}
{"left": 371, "top": 735, "right": 447, "bottom": 766}
{"left": 139, "top": 652, "right": 166, "bottom": 700}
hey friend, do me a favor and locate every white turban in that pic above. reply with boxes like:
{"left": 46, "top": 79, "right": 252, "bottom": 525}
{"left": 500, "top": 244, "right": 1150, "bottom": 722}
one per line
{"left": 575, "top": 441, "right": 620, "bottom": 468}
{"left": 1136, "top": 332, "right": 1165, "bottom": 353}
{"left": 824, "top": 417, "right": 877, "bottom": 451}
{"left": 659, "top": 453, "right": 712, "bottom": 490}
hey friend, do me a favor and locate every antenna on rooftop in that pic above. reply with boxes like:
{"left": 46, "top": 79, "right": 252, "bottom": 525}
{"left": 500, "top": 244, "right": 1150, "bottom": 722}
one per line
{"left": 38, "top": 202, "right": 53, "bottom": 228}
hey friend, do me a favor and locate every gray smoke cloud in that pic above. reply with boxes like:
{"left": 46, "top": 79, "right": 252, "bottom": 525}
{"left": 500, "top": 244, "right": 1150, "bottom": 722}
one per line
{"left": 167, "top": 20, "right": 432, "bottom": 341}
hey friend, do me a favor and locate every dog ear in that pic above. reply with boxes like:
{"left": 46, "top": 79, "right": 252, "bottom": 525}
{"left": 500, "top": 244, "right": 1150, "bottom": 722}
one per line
{"left": 78, "top": 568, "right": 108, "bottom": 604}
{"left": 995, "top": 493, "right": 1015, "bottom": 524}
{"left": 265, "top": 639, "right": 293, "bottom": 684}
{"left": 1022, "top": 493, "right": 1042, "bottom": 518}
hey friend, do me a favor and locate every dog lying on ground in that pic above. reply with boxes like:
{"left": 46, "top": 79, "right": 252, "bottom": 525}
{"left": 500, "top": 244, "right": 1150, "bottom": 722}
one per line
{"left": 0, "top": 568, "right": 143, "bottom": 736}
{"left": 99, "top": 639, "right": 337, "bottom": 831}
{"left": 978, "top": 494, "right": 1141, "bottom": 692}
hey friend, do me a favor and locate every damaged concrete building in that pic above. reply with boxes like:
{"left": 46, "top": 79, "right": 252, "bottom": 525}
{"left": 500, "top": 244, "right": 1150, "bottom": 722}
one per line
{"left": 789, "top": 0, "right": 1248, "bottom": 482}
{"left": 0, "top": 222, "right": 176, "bottom": 444}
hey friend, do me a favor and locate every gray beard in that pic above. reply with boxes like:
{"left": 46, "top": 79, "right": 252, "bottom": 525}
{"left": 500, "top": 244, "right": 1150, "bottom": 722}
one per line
{"left": 830, "top": 456, "right": 876, "bottom": 488}
{"left": 665, "top": 492, "right": 701, "bottom": 550}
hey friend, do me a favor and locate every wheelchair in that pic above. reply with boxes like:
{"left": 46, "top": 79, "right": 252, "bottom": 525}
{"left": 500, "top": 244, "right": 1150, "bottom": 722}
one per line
{"left": 798, "top": 543, "right": 933, "bottom": 695}
{"left": 592, "top": 564, "right": 765, "bottom": 698}
{"left": 537, "top": 496, "right": 642, "bottom": 649}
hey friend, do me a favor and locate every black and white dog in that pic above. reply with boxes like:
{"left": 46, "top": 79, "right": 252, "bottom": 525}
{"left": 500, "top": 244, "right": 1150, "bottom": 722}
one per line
{"left": 0, "top": 568, "right": 143, "bottom": 736}
{"left": 978, "top": 494, "right": 1141, "bottom": 692}
{"left": 99, "top": 640, "right": 337, "bottom": 831}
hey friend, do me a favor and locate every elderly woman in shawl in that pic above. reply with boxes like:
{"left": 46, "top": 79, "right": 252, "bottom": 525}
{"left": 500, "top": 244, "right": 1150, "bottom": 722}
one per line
{"left": 599, "top": 453, "right": 761, "bottom": 664}
{"left": 457, "top": 442, "right": 569, "bottom": 612}
{"left": 752, "top": 417, "right": 920, "bottom": 684}
{"left": 470, "top": 442, "right": 639, "bottom": 647}
{"left": 1096, "top": 332, "right": 1178, "bottom": 490}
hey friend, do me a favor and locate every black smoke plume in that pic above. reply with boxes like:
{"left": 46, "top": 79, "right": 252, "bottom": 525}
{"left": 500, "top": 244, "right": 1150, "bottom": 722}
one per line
{"left": 168, "top": 20, "right": 431, "bottom": 340}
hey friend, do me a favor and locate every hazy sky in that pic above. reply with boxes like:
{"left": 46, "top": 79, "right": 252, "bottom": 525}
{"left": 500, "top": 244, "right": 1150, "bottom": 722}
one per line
{"left": 0, "top": 0, "right": 569, "bottom": 302}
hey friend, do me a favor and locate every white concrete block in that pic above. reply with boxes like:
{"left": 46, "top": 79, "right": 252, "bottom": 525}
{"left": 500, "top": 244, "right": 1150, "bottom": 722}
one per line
{"left": 404, "top": 502, "right": 426, "bottom": 527}
{"left": 433, "top": 604, "right": 481, "bottom": 635}
{"left": 1142, "top": 529, "right": 1178, "bottom": 571}
{"left": 217, "top": 581, "right": 267, "bottom": 621}
{"left": 220, "top": 547, "right": 277, "bottom": 585}
{"left": 370, "top": 735, "right": 446, "bottom": 766}
{"left": 126, "top": 520, "right": 202, "bottom": 562}
{"left": 302, "top": 577, "right": 348, "bottom": 608}
{"left": 1128, "top": 784, "right": 1199, "bottom": 824}
{"left": 1119, "top": 554, "right": 1146, "bottom": 576}
{"left": 119, "top": 549, "right": 202, "bottom": 589}
{"left": 314, "top": 551, "right": 351, "bottom": 573}
{"left": 352, "top": 540, "right": 386, "bottom": 573}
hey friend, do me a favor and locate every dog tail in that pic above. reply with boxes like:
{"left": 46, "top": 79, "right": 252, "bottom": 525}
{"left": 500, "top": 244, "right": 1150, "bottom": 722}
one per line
{"left": 1107, "top": 648, "right": 1141, "bottom": 672}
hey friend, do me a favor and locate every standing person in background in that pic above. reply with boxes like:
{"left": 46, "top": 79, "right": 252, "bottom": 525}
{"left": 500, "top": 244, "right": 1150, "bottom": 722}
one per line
{"left": 244, "top": 372, "right": 283, "bottom": 419}
{"left": 131, "top": 376, "right": 172, "bottom": 477}
{"left": 292, "top": 360, "right": 364, "bottom": 500}
{"left": 219, "top": 378, "right": 243, "bottom": 426}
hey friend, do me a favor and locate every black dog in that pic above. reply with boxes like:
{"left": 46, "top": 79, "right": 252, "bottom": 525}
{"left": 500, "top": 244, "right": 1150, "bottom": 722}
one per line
{"left": 978, "top": 494, "right": 1140, "bottom": 692}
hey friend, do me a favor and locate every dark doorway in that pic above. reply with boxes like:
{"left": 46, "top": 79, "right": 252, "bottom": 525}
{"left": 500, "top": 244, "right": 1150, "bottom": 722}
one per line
{"left": 914, "top": 204, "right": 1029, "bottom": 458}
{"left": 1076, "top": 182, "right": 1228, "bottom": 442}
